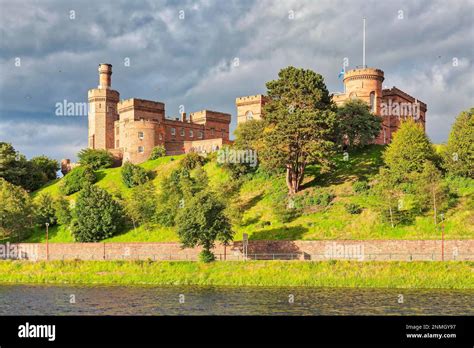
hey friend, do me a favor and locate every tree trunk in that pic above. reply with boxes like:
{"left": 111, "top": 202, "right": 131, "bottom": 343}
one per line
{"left": 389, "top": 204, "right": 394, "bottom": 228}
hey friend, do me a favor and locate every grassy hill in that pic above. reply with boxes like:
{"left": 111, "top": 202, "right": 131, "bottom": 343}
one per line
{"left": 27, "top": 145, "right": 473, "bottom": 243}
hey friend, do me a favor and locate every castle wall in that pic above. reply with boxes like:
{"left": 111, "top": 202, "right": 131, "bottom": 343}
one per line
{"left": 236, "top": 95, "right": 267, "bottom": 124}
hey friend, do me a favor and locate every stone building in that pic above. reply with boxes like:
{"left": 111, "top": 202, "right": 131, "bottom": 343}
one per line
{"left": 236, "top": 67, "right": 427, "bottom": 145}
{"left": 88, "top": 64, "right": 231, "bottom": 164}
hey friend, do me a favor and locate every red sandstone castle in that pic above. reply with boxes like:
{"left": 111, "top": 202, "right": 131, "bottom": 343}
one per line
{"left": 86, "top": 64, "right": 426, "bottom": 166}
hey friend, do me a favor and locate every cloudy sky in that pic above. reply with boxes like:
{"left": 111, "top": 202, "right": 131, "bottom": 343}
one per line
{"left": 0, "top": 0, "right": 473, "bottom": 161}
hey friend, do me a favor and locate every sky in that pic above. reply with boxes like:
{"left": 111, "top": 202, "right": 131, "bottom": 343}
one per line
{"left": 0, "top": 0, "right": 473, "bottom": 161}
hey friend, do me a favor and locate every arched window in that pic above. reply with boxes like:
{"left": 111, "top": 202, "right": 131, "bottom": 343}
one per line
{"left": 369, "top": 92, "right": 375, "bottom": 112}
{"left": 245, "top": 111, "right": 253, "bottom": 120}
{"left": 349, "top": 92, "right": 357, "bottom": 100}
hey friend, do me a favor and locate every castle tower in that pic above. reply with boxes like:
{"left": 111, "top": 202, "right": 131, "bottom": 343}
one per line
{"left": 88, "top": 63, "right": 120, "bottom": 150}
{"left": 341, "top": 67, "right": 384, "bottom": 115}
{"left": 236, "top": 95, "right": 267, "bottom": 124}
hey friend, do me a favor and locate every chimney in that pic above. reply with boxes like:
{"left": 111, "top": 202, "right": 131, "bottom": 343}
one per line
{"left": 188, "top": 113, "right": 193, "bottom": 123}
{"left": 180, "top": 112, "right": 187, "bottom": 122}
{"left": 98, "top": 63, "right": 112, "bottom": 89}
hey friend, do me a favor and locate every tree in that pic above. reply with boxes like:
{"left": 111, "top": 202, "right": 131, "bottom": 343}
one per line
{"left": 149, "top": 145, "right": 166, "bottom": 160}
{"left": 0, "top": 178, "right": 34, "bottom": 241}
{"left": 176, "top": 190, "right": 233, "bottom": 262}
{"left": 121, "top": 161, "right": 150, "bottom": 188}
{"left": 53, "top": 195, "right": 72, "bottom": 226}
{"left": 335, "top": 99, "right": 381, "bottom": 148}
{"left": 442, "top": 108, "right": 473, "bottom": 178}
{"left": 71, "top": 185, "right": 123, "bottom": 242}
{"left": 77, "top": 148, "right": 114, "bottom": 170}
{"left": 30, "top": 156, "right": 59, "bottom": 181}
{"left": 382, "top": 119, "right": 437, "bottom": 183}
{"left": 34, "top": 192, "right": 57, "bottom": 226}
{"left": 180, "top": 152, "right": 207, "bottom": 170}
{"left": 61, "top": 166, "right": 96, "bottom": 195}
{"left": 257, "top": 66, "right": 337, "bottom": 195}
{"left": 373, "top": 168, "right": 401, "bottom": 227}
{"left": 125, "top": 182, "right": 158, "bottom": 228}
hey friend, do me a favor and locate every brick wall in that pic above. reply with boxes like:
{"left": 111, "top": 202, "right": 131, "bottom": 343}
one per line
{"left": 0, "top": 240, "right": 473, "bottom": 261}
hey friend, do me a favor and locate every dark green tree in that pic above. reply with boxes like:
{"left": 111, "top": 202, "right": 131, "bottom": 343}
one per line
{"left": 60, "top": 166, "right": 96, "bottom": 195}
{"left": 71, "top": 185, "right": 123, "bottom": 242}
{"left": 30, "top": 156, "right": 59, "bottom": 181}
{"left": 121, "top": 161, "right": 150, "bottom": 188}
{"left": 176, "top": 190, "right": 233, "bottom": 262}
{"left": 335, "top": 99, "right": 382, "bottom": 148}
{"left": 34, "top": 192, "right": 57, "bottom": 226}
{"left": 53, "top": 195, "right": 72, "bottom": 226}
{"left": 442, "top": 108, "right": 473, "bottom": 178}
{"left": 125, "top": 182, "right": 158, "bottom": 228}
{"left": 77, "top": 148, "right": 114, "bottom": 170}
{"left": 149, "top": 145, "right": 167, "bottom": 160}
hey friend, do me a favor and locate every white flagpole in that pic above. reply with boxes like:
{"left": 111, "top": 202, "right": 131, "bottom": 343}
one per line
{"left": 363, "top": 18, "right": 366, "bottom": 67}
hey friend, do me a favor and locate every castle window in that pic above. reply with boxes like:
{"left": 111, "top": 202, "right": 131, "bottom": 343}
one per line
{"left": 198, "top": 131, "right": 203, "bottom": 139}
{"left": 171, "top": 128, "right": 176, "bottom": 136}
{"left": 116, "top": 140, "right": 119, "bottom": 148}
{"left": 116, "top": 127, "right": 119, "bottom": 135}
{"left": 138, "top": 146, "right": 144, "bottom": 153}
{"left": 370, "top": 92, "right": 375, "bottom": 112}
{"left": 180, "top": 128, "right": 185, "bottom": 136}
{"left": 245, "top": 111, "right": 253, "bottom": 120}
{"left": 159, "top": 133, "right": 163, "bottom": 140}
{"left": 189, "top": 129, "right": 194, "bottom": 137}
{"left": 138, "top": 131, "right": 144, "bottom": 139}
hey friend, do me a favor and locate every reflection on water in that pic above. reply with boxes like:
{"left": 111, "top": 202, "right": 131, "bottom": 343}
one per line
{"left": 0, "top": 285, "right": 472, "bottom": 316}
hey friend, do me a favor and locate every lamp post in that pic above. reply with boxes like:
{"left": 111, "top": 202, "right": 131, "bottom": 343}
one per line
{"left": 45, "top": 222, "right": 49, "bottom": 261}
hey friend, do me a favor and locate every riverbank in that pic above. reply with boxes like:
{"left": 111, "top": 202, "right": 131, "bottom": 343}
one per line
{"left": 0, "top": 260, "right": 472, "bottom": 289}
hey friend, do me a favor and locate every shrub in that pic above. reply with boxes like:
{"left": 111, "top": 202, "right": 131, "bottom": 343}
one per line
{"left": 71, "top": 185, "right": 123, "bottom": 242}
{"left": 54, "top": 196, "right": 72, "bottom": 226}
{"left": 77, "top": 148, "right": 114, "bottom": 170}
{"left": 180, "top": 152, "right": 206, "bottom": 170}
{"left": 273, "top": 196, "right": 302, "bottom": 223}
{"left": 121, "top": 161, "right": 150, "bottom": 188}
{"left": 149, "top": 145, "right": 166, "bottom": 160}
{"left": 345, "top": 203, "right": 362, "bottom": 214}
{"left": 60, "top": 166, "right": 96, "bottom": 195}
{"left": 34, "top": 193, "right": 57, "bottom": 226}
{"left": 353, "top": 180, "right": 369, "bottom": 194}
{"left": 199, "top": 250, "right": 216, "bottom": 263}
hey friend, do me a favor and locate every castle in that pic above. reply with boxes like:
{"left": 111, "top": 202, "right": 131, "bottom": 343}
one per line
{"left": 235, "top": 67, "right": 426, "bottom": 145}
{"left": 86, "top": 64, "right": 426, "bottom": 166}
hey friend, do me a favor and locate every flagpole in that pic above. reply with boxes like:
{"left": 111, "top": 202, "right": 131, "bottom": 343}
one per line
{"left": 363, "top": 18, "right": 366, "bottom": 67}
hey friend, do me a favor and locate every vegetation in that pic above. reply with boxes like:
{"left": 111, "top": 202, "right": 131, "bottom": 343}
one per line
{"left": 149, "top": 145, "right": 166, "bottom": 160}
{"left": 77, "top": 148, "right": 114, "bottom": 170}
{"left": 441, "top": 108, "right": 473, "bottom": 178}
{"left": 0, "top": 260, "right": 472, "bottom": 289}
{"left": 121, "top": 161, "right": 150, "bottom": 188}
{"left": 60, "top": 166, "right": 96, "bottom": 195}
{"left": 34, "top": 192, "right": 57, "bottom": 226}
{"left": 71, "top": 185, "right": 123, "bottom": 242}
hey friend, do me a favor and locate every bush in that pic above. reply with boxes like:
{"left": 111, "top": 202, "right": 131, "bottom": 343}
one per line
{"left": 121, "top": 161, "right": 150, "bottom": 188}
{"left": 54, "top": 196, "right": 72, "bottom": 226}
{"left": 149, "top": 145, "right": 166, "bottom": 160}
{"left": 353, "top": 180, "right": 369, "bottom": 194}
{"left": 199, "top": 250, "right": 216, "bottom": 263}
{"left": 71, "top": 185, "right": 123, "bottom": 242}
{"left": 345, "top": 203, "right": 362, "bottom": 214}
{"left": 273, "top": 196, "right": 302, "bottom": 223}
{"left": 60, "top": 166, "right": 96, "bottom": 195}
{"left": 77, "top": 148, "right": 114, "bottom": 170}
{"left": 180, "top": 152, "right": 206, "bottom": 170}
{"left": 34, "top": 193, "right": 57, "bottom": 226}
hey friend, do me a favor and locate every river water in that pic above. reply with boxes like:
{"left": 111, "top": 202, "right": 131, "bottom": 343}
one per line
{"left": 0, "top": 285, "right": 472, "bottom": 315}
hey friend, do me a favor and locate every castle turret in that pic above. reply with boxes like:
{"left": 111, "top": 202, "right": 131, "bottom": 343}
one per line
{"left": 236, "top": 95, "right": 267, "bottom": 124}
{"left": 340, "top": 67, "right": 384, "bottom": 114}
{"left": 88, "top": 63, "right": 120, "bottom": 150}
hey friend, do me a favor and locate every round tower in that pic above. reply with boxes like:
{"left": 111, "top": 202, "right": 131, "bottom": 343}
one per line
{"left": 343, "top": 67, "right": 384, "bottom": 115}
{"left": 98, "top": 63, "right": 112, "bottom": 89}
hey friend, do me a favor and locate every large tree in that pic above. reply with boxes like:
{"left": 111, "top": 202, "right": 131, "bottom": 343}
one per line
{"left": 258, "top": 66, "right": 337, "bottom": 195}
{"left": 442, "top": 108, "right": 473, "bottom": 178}
{"left": 335, "top": 99, "right": 382, "bottom": 148}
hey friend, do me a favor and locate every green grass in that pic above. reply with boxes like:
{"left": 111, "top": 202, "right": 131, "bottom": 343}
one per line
{"left": 28, "top": 146, "right": 474, "bottom": 243}
{"left": 0, "top": 260, "right": 472, "bottom": 289}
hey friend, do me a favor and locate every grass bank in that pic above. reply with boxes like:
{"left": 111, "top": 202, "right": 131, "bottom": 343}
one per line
{"left": 0, "top": 260, "right": 472, "bottom": 289}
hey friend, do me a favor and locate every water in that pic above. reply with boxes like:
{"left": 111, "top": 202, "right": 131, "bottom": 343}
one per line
{"left": 0, "top": 285, "right": 472, "bottom": 315}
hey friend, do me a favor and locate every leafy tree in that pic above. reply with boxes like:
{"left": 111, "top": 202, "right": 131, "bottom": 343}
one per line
{"left": 34, "top": 192, "right": 57, "bottom": 226}
{"left": 77, "top": 148, "right": 114, "bottom": 170}
{"left": 258, "top": 66, "right": 337, "bottom": 195}
{"left": 335, "top": 99, "right": 382, "bottom": 148}
{"left": 180, "top": 152, "right": 207, "bottom": 170}
{"left": 373, "top": 168, "right": 401, "bottom": 227}
{"left": 71, "top": 185, "right": 123, "bottom": 242}
{"left": 121, "top": 161, "right": 150, "bottom": 188}
{"left": 53, "top": 195, "right": 72, "bottom": 226}
{"left": 30, "top": 156, "right": 59, "bottom": 181}
{"left": 0, "top": 178, "right": 34, "bottom": 241}
{"left": 234, "top": 120, "right": 265, "bottom": 150}
{"left": 382, "top": 119, "right": 437, "bottom": 184}
{"left": 61, "top": 166, "right": 96, "bottom": 195}
{"left": 442, "top": 108, "right": 473, "bottom": 178}
{"left": 149, "top": 145, "right": 166, "bottom": 160}
{"left": 125, "top": 182, "right": 158, "bottom": 228}
{"left": 176, "top": 190, "right": 233, "bottom": 262}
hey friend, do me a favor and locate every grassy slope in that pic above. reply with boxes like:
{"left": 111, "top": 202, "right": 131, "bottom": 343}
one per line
{"left": 28, "top": 146, "right": 474, "bottom": 243}
{"left": 0, "top": 260, "right": 472, "bottom": 288}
